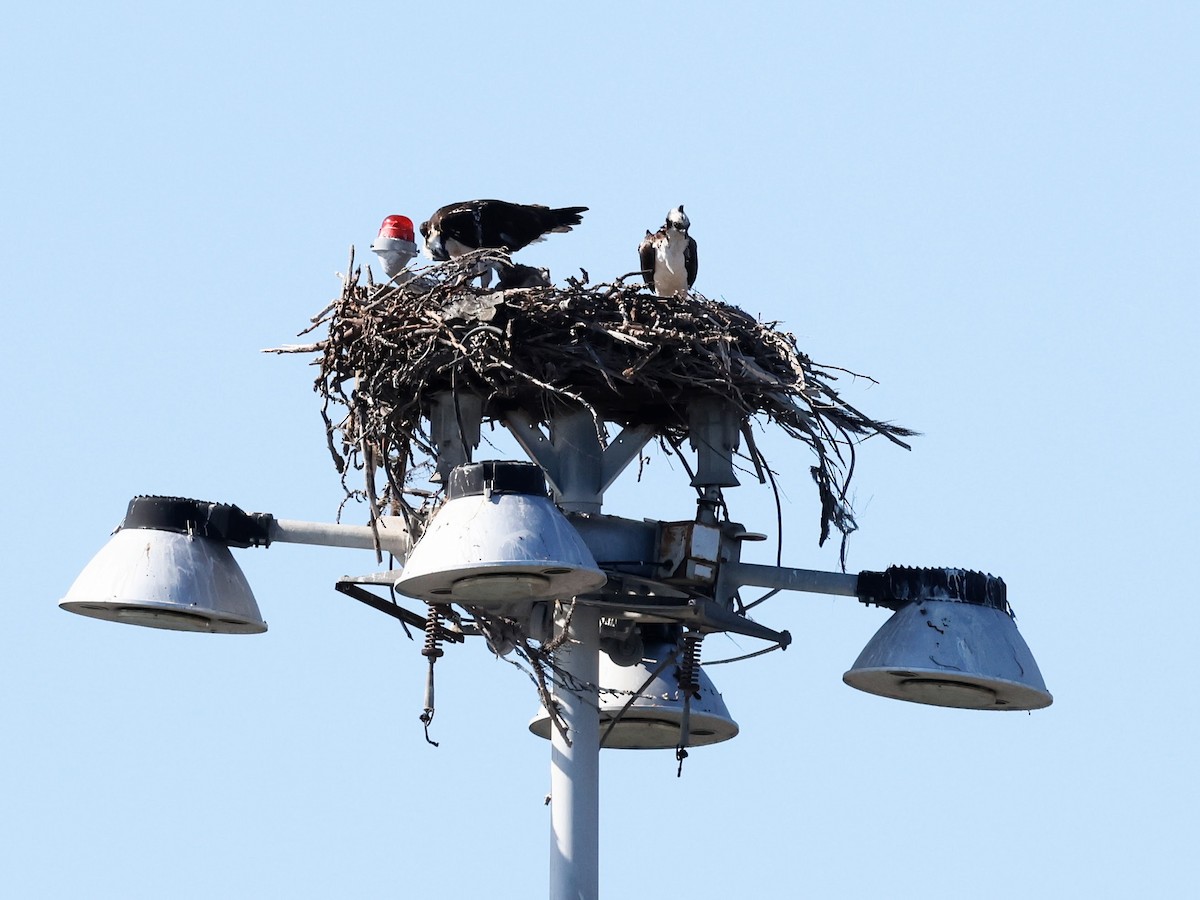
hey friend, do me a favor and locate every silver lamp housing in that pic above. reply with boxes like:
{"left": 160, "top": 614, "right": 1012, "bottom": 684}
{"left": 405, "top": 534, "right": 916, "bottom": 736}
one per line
{"left": 843, "top": 567, "right": 1052, "bottom": 710}
{"left": 59, "top": 496, "right": 270, "bottom": 634}
{"left": 395, "top": 461, "right": 606, "bottom": 609}
{"left": 530, "top": 627, "right": 739, "bottom": 749}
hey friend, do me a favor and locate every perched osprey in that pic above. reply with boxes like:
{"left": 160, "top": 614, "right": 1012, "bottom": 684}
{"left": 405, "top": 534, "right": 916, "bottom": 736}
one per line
{"left": 638, "top": 205, "right": 698, "bottom": 298}
{"left": 420, "top": 199, "right": 587, "bottom": 261}
{"left": 370, "top": 215, "right": 419, "bottom": 281}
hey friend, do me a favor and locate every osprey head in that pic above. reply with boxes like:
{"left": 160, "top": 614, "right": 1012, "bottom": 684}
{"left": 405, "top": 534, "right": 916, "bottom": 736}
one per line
{"left": 420, "top": 219, "right": 450, "bottom": 261}
{"left": 666, "top": 205, "right": 690, "bottom": 232}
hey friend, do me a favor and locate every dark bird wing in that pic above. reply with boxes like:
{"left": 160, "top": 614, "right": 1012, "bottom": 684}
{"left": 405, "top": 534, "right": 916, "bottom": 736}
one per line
{"left": 637, "top": 229, "right": 657, "bottom": 285}
{"left": 685, "top": 235, "right": 699, "bottom": 287}
{"left": 426, "top": 200, "right": 587, "bottom": 252}
{"left": 427, "top": 201, "right": 487, "bottom": 249}
{"left": 494, "top": 203, "right": 587, "bottom": 250}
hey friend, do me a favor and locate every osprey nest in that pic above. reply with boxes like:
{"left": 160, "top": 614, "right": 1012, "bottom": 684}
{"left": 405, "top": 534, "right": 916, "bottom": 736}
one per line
{"left": 270, "top": 248, "right": 915, "bottom": 549}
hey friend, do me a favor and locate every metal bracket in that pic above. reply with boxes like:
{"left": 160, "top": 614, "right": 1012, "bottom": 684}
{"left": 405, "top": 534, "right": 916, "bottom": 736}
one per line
{"left": 688, "top": 397, "right": 741, "bottom": 489}
{"left": 503, "top": 407, "right": 655, "bottom": 513}
{"left": 429, "top": 390, "right": 483, "bottom": 484}
{"left": 334, "top": 572, "right": 468, "bottom": 638}
{"left": 580, "top": 574, "right": 791, "bottom": 647}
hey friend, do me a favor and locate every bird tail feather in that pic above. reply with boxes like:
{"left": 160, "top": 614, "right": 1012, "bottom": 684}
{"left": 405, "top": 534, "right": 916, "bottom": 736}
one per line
{"left": 549, "top": 206, "right": 588, "bottom": 232}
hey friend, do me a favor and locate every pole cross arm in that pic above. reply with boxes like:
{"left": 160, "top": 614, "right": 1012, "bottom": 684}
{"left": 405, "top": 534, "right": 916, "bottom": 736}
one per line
{"left": 717, "top": 560, "right": 860, "bottom": 599}
{"left": 716, "top": 562, "right": 1014, "bottom": 614}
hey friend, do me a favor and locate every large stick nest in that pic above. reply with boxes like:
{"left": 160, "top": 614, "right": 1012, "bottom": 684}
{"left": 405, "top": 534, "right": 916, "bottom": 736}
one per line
{"left": 270, "top": 248, "right": 915, "bottom": 548}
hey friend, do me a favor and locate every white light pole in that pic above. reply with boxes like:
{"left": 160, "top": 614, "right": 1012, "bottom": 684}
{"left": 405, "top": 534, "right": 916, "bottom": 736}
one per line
{"left": 549, "top": 603, "right": 601, "bottom": 900}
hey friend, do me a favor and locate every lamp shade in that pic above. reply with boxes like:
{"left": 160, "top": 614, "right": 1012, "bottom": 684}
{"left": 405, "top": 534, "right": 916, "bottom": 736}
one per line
{"left": 395, "top": 461, "right": 606, "bottom": 607}
{"left": 60, "top": 527, "right": 267, "bottom": 634}
{"left": 529, "top": 632, "right": 739, "bottom": 749}
{"left": 844, "top": 595, "right": 1051, "bottom": 710}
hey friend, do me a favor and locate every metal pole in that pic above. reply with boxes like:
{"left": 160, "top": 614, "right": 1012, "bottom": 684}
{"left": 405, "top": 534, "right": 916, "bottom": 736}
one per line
{"left": 268, "top": 517, "right": 411, "bottom": 556}
{"left": 549, "top": 603, "right": 601, "bottom": 900}
{"left": 720, "top": 561, "right": 859, "bottom": 597}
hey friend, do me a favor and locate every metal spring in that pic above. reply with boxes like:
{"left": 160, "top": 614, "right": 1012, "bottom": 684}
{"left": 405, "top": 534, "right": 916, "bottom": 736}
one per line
{"left": 677, "top": 631, "right": 703, "bottom": 700}
{"left": 423, "top": 604, "right": 446, "bottom": 660}
{"left": 420, "top": 604, "right": 447, "bottom": 747}
{"left": 676, "top": 631, "right": 704, "bottom": 776}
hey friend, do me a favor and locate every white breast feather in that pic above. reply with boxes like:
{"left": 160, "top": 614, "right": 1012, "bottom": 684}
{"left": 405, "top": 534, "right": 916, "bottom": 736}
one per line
{"left": 653, "top": 231, "right": 689, "bottom": 297}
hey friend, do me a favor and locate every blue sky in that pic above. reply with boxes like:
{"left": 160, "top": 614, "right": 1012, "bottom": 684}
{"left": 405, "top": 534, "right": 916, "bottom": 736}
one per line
{"left": 2, "top": 2, "right": 1197, "bottom": 897}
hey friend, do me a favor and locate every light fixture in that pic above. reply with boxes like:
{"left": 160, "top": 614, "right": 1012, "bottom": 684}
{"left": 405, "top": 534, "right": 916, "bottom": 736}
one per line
{"left": 395, "top": 461, "right": 606, "bottom": 607}
{"left": 60, "top": 496, "right": 271, "bottom": 634}
{"left": 843, "top": 567, "right": 1052, "bottom": 710}
{"left": 529, "top": 625, "right": 739, "bottom": 749}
